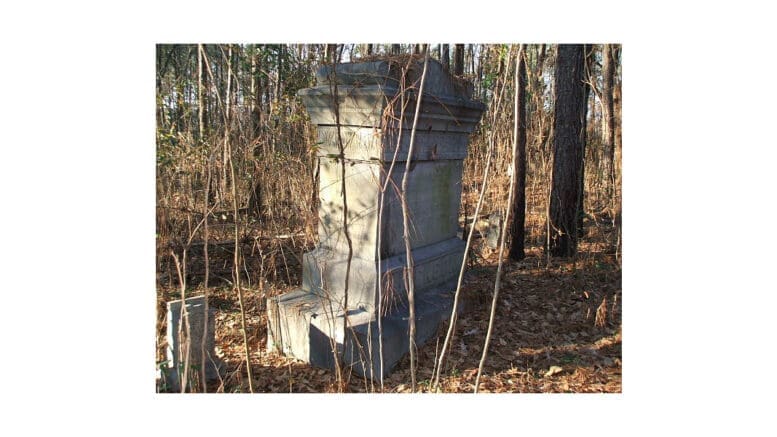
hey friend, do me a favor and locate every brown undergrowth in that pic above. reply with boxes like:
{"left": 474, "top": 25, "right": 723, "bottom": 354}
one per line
{"left": 156, "top": 215, "right": 621, "bottom": 394}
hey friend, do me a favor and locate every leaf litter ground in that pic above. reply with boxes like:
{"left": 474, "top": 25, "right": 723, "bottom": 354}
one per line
{"left": 156, "top": 218, "right": 621, "bottom": 393}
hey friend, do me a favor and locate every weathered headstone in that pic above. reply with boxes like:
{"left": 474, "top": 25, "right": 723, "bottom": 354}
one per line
{"left": 267, "top": 57, "right": 484, "bottom": 377}
{"left": 163, "top": 296, "right": 222, "bottom": 392}
{"left": 486, "top": 212, "right": 502, "bottom": 249}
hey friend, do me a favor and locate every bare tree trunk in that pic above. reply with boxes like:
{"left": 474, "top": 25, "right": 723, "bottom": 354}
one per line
{"left": 224, "top": 44, "right": 254, "bottom": 393}
{"left": 203, "top": 153, "right": 212, "bottom": 289}
{"left": 156, "top": 46, "right": 163, "bottom": 127}
{"left": 539, "top": 44, "right": 547, "bottom": 68}
{"left": 376, "top": 55, "right": 415, "bottom": 390}
{"left": 264, "top": 73, "right": 270, "bottom": 131}
{"left": 222, "top": 45, "right": 233, "bottom": 201}
{"left": 175, "top": 77, "right": 185, "bottom": 134}
{"left": 200, "top": 150, "right": 212, "bottom": 392}
{"left": 275, "top": 44, "right": 283, "bottom": 106}
{"left": 433, "top": 45, "right": 514, "bottom": 391}
{"left": 251, "top": 45, "right": 262, "bottom": 138}
{"left": 612, "top": 45, "right": 622, "bottom": 214}
{"left": 477, "top": 45, "right": 484, "bottom": 98}
{"left": 323, "top": 44, "right": 330, "bottom": 63}
{"left": 366, "top": 43, "right": 373, "bottom": 56}
{"left": 602, "top": 44, "right": 616, "bottom": 206}
{"left": 509, "top": 44, "right": 528, "bottom": 261}
{"left": 453, "top": 44, "right": 464, "bottom": 75}
{"left": 391, "top": 44, "right": 401, "bottom": 55}
{"left": 548, "top": 44, "right": 586, "bottom": 257}
{"left": 197, "top": 45, "right": 206, "bottom": 141}
{"left": 171, "top": 252, "right": 191, "bottom": 393}
{"left": 475, "top": 45, "right": 524, "bottom": 393}
{"left": 441, "top": 44, "right": 450, "bottom": 71}
{"left": 400, "top": 46, "right": 430, "bottom": 392}
{"left": 325, "top": 43, "right": 351, "bottom": 388}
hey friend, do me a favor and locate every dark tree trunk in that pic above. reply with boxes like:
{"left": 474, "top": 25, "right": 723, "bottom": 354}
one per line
{"left": 469, "top": 44, "right": 475, "bottom": 76}
{"left": 441, "top": 44, "right": 450, "bottom": 71}
{"left": 251, "top": 45, "right": 262, "bottom": 138}
{"left": 157, "top": 46, "right": 164, "bottom": 128}
{"left": 453, "top": 44, "right": 464, "bottom": 75}
{"left": 248, "top": 180, "right": 263, "bottom": 218}
{"left": 366, "top": 44, "right": 373, "bottom": 56}
{"left": 264, "top": 67, "right": 270, "bottom": 133}
{"left": 577, "top": 44, "right": 595, "bottom": 238}
{"left": 548, "top": 44, "right": 586, "bottom": 257}
{"left": 391, "top": 44, "right": 401, "bottom": 55}
{"left": 509, "top": 45, "right": 528, "bottom": 261}
{"left": 175, "top": 86, "right": 185, "bottom": 133}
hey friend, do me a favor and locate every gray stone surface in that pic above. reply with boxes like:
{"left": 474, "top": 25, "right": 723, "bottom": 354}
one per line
{"left": 164, "top": 296, "right": 222, "bottom": 392}
{"left": 299, "top": 86, "right": 483, "bottom": 133}
{"left": 317, "top": 158, "right": 463, "bottom": 259}
{"left": 315, "top": 58, "right": 476, "bottom": 100}
{"left": 486, "top": 212, "right": 502, "bottom": 249}
{"left": 268, "top": 58, "right": 484, "bottom": 377}
{"left": 268, "top": 281, "right": 459, "bottom": 378}
{"left": 314, "top": 126, "right": 469, "bottom": 162}
{"left": 300, "top": 237, "right": 466, "bottom": 311}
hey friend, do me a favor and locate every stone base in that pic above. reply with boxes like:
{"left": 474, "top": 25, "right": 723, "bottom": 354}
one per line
{"left": 267, "top": 282, "right": 457, "bottom": 378}
{"left": 302, "top": 237, "right": 466, "bottom": 311}
{"left": 267, "top": 238, "right": 465, "bottom": 377}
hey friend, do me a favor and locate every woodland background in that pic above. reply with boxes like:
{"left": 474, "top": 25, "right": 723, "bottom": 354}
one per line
{"left": 4, "top": 2, "right": 777, "bottom": 435}
{"left": 155, "top": 43, "right": 622, "bottom": 393}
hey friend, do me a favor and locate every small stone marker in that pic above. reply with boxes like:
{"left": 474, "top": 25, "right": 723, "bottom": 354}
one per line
{"left": 162, "top": 296, "right": 222, "bottom": 392}
{"left": 486, "top": 212, "right": 502, "bottom": 249}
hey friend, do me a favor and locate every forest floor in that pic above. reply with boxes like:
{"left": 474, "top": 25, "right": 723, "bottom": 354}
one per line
{"left": 156, "top": 215, "right": 622, "bottom": 393}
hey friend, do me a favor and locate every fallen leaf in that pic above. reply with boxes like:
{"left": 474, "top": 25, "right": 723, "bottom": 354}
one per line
{"left": 544, "top": 366, "right": 563, "bottom": 377}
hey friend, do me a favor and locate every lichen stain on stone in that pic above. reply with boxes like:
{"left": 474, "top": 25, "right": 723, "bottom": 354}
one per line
{"left": 432, "top": 163, "right": 454, "bottom": 235}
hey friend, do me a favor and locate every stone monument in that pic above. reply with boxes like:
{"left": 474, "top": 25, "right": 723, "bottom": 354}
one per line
{"left": 267, "top": 57, "right": 484, "bottom": 377}
{"left": 163, "top": 296, "right": 222, "bottom": 392}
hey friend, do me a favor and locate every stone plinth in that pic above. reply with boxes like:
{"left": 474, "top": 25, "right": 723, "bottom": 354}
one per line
{"left": 268, "top": 58, "right": 484, "bottom": 377}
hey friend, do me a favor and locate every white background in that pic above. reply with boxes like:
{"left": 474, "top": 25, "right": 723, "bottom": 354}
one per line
{"left": 0, "top": 1, "right": 775, "bottom": 435}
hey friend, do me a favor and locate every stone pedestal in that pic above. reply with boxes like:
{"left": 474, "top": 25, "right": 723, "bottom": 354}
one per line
{"left": 267, "top": 58, "right": 484, "bottom": 377}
